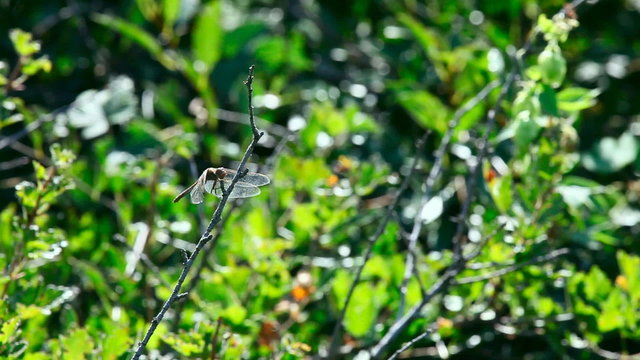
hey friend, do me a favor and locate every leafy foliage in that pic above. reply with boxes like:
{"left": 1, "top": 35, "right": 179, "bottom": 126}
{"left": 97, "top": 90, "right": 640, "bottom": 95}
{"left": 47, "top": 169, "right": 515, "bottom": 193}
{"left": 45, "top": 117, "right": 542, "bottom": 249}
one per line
{"left": 1, "top": 0, "right": 639, "bottom": 359}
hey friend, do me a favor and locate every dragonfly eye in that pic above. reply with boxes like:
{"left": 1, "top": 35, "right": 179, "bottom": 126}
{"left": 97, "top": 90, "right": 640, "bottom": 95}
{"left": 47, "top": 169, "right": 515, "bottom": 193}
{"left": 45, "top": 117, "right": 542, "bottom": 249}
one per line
{"left": 215, "top": 168, "right": 227, "bottom": 179}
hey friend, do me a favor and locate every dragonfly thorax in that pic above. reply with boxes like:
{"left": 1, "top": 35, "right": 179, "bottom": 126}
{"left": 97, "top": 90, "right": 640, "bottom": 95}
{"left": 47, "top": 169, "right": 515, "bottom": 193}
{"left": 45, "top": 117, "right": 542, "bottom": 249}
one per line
{"left": 206, "top": 167, "right": 228, "bottom": 180}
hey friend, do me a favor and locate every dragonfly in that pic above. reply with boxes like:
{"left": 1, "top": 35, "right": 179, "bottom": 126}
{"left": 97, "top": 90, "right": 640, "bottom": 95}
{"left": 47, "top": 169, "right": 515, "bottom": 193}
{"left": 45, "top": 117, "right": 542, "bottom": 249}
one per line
{"left": 173, "top": 167, "right": 270, "bottom": 204}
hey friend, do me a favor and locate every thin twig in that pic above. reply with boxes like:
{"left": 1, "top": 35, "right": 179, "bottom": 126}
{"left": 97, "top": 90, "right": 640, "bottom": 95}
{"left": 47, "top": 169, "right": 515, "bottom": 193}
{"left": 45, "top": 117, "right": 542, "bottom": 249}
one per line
{"left": 171, "top": 203, "right": 237, "bottom": 330}
{"left": 4, "top": 56, "right": 25, "bottom": 93}
{"left": 463, "top": 224, "right": 505, "bottom": 262}
{"left": 369, "top": 0, "right": 592, "bottom": 352}
{"left": 397, "top": 80, "right": 499, "bottom": 317}
{"left": 326, "top": 132, "right": 430, "bottom": 357}
{"left": 371, "top": 265, "right": 461, "bottom": 358}
{"left": 0, "top": 117, "right": 46, "bottom": 151}
{"left": 371, "top": 25, "right": 536, "bottom": 359}
{"left": 113, "top": 234, "right": 172, "bottom": 289}
{"left": 388, "top": 325, "right": 437, "bottom": 360}
{"left": 130, "top": 65, "right": 264, "bottom": 360}
{"left": 214, "top": 108, "right": 289, "bottom": 137}
{"left": 587, "top": 343, "right": 640, "bottom": 360}
{"left": 373, "top": 68, "right": 515, "bottom": 360}
{"left": 210, "top": 317, "right": 224, "bottom": 360}
{"left": 453, "top": 248, "right": 569, "bottom": 285}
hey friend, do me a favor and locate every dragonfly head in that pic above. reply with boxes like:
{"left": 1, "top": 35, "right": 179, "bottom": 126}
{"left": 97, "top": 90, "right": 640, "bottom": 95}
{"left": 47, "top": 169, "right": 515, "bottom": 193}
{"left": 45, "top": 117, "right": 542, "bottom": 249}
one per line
{"left": 212, "top": 167, "right": 228, "bottom": 180}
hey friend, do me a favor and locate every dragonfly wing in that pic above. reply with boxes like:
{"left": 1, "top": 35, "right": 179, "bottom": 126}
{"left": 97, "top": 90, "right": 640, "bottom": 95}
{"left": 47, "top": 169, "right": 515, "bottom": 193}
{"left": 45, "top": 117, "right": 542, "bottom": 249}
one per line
{"left": 189, "top": 184, "right": 204, "bottom": 204}
{"left": 189, "top": 173, "right": 207, "bottom": 204}
{"left": 213, "top": 180, "right": 261, "bottom": 199}
{"left": 222, "top": 169, "right": 270, "bottom": 186}
{"left": 204, "top": 179, "right": 215, "bottom": 193}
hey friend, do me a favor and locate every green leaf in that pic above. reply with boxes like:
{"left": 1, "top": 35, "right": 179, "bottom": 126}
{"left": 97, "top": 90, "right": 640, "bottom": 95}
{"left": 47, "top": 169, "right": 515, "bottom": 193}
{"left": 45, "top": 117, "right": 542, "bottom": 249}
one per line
{"left": 617, "top": 250, "right": 640, "bottom": 300}
{"left": 584, "top": 266, "right": 612, "bottom": 301}
{"left": 333, "top": 271, "right": 351, "bottom": 307}
{"left": 344, "top": 283, "right": 376, "bottom": 337}
{"left": 345, "top": 104, "right": 379, "bottom": 133}
{"left": 223, "top": 22, "right": 266, "bottom": 57}
{"left": 396, "top": 13, "right": 448, "bottom": 80}
{"left": 101, "top": 327, "right": 132, "bottom": 360}
{"left": 557, "top": 87, "right": 600, "bottom": 112}
{"left": 9, "top": 29, "right": 41, "bottom": 56}
{"left": 92, "top": 13, "right": 176, "bottom": 69}
{"left": 598, "top": 289, "right": 627, "bottom": 332}
{"left": 162, "top": 332, "right": 203, "bottom": 356}
{"left": 223, "top": 303, "right": 247, "bottom": 325}
{"left": 538, "top": 42, "right": 566, "bottom": 88}
{"left": 22, "top": 56, "right": 52, "bottom": 75}
{"left": 513, "top": 113, "right": 541, "bottom": 154}
{"left": 362, "top": 256, "right": 392, "bottom": 282}
{"left": 24, "top": 353, "right": 50, "bottom": 360}
{"left": 539, "top": 84, "right": 558, "bottom": 116}
{"left": 162, "top": 0, "right": 181, "bottom": 29}
{"left": 396, "top": 90, "right": 450, "bottom": 134}
{"left": 0, "top": 317, "right": 20, "bottom": 344}
{"left": 291, "top": 203, "right": 320, "bottom": 232}
{"left": 598, "top": 308, "right": 624, "bottom": 332}
{"left": 556, "top": 184, "right": 592, "bottom": 208}
{"left": 582, "top": 131, "right": 638, "bottom": 174}
{"left": 309, "top": 102, "right": 348, "bottom": 136}
{"left": 62, "top": 76, "right": 137, "bottom": 139}
{"left": 61, "top": 328, "right": 94, "bottom": 360}
{"left": 536, "top": 297, "right": 556, "bottom": 316}
{"left": 192, "top": 1, "right": 222, "bottom": 71}
{"left": 490, "top": 173, "right": 513, "bottom": 213}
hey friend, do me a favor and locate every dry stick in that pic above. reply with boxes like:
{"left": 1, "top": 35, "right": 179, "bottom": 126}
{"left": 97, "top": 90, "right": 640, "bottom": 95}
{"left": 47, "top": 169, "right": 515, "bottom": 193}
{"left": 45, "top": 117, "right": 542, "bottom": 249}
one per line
{"left": 174, "top": 124, "right": 290, "bottom": 331}
{"left": 388, "top": 226, "right": 505, "bottom": 359}
{"left": 326, "top": 131, "right": 430, "bottom": 357}
{"left": 371, "top": 2, "right": 588, "bottom": 356}
{"left": 396, "top": 80, "right": 499, "bottom": 318}
{"left": 4, "top": 56, "right": 24, "bottom": 93}
{"left": 171, "top": 202, "right": 237, "bottom": 331}
{"left": 130, "top": 65, "right": 264, "bottom": 360}
{"left": 453, "top": 247, "right": 569, "bottom": 285}
{"left": 388, "top": 248, "right": 569, "bottom": 360}
{"left": 588, "top": 343, "right": 640, "bottom": 360}
{"left": 209, "top": 317, "right": 224, "bottom": 360}
{"left": 0, "top": 115, "right": 49, "bottom": 151}
{"left": 371, "top": 65, "right": 518, "bottom": 360}
{"left": 387, "top": 325, "right": 437, "bottom": 360}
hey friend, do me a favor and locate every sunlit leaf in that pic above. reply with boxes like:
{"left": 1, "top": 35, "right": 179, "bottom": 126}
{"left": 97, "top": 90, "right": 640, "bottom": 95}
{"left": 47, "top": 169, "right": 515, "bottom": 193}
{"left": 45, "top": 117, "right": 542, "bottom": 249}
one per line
{"left": 344, "top": 283, "right": 376, "bottom": 337}
{"left": 557, "top": 87, "right": 600, "bottom": 112}
{"left": 192, "top": 1, "right": 222, "bottom": 71}
{"left": 395, "top": 90, "right": 450, "bottom": 134}
{"left": 9, "top": 29, "right": 40, "bottom": 56}
{"left": 162, "top": 0, "right": 181, "bottom": 29}
{"left": 0, "top": 317, "right": 20, "bottom": 344}
{"left": 582, "top": 131, "right": 638, "bottom": 174}
{"left": 61, "top": 328, "right": 94, "bottom": 360}
{"left": 92, "top": 14, "right": 176, "bottom": 69}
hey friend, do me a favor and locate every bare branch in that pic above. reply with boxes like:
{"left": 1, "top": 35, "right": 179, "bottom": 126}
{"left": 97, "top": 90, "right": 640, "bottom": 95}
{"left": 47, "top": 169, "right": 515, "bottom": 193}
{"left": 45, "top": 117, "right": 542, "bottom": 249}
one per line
{"left": 130, "top": 65, "right": 265, "bottom": 360}
{"left": 209, "top": 317, "right": 224, "bottom": 360}
{"left": 371, "top": 265, "right": 461, "bottom": 358}
{"left": 371, "top": 1, "right": 592, "bottom": 355}
{"left": 397, "top": 80, "right": 499, "bottom": 317}
{"left": 388, "top": 325, "right": 437, "bottom": 360}
{"left": 326, "top": 131, "right": 430, "bottom": 357}
{"left": 453, "top": 248, "right": 569, "bottom": 285}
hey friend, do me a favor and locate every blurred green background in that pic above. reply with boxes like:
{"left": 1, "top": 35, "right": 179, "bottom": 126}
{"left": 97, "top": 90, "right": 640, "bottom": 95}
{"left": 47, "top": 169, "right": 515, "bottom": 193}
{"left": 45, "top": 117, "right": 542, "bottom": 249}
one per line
{"left": 1, "top": 0, "right": 639, "bottom": 358}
